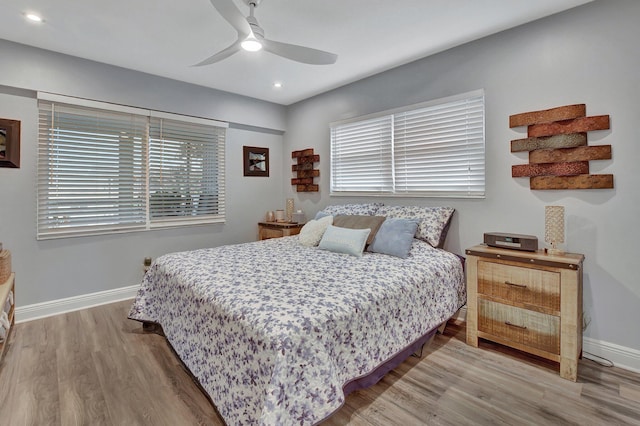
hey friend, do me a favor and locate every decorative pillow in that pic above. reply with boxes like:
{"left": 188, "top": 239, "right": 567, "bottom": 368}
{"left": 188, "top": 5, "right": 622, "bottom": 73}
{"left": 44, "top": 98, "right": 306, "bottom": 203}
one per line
{"left": 318, "top": 225, "right": 371, "bottom": 257}
{"left": 375, "top": 206, "right": 455, "bottom": 248}
{"left": 332, "top": 215, "right": 386, "bottom": 245}
{"left": 367, "top": 218, "right": 419, "bottom": 258}
{"left": 316, "top": 202, "right": 384, "bottom": 218}
{"left": 314, "top": 210, "right": 331, "bottom": 220}
{"left": 298, "top": 215, "right": 333, "bottom": 247}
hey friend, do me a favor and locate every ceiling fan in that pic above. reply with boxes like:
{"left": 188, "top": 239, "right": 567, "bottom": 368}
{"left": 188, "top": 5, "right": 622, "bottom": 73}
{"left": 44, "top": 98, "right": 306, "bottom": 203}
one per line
{"left": 195, "top": 0, "right": 338, "bottom": 66}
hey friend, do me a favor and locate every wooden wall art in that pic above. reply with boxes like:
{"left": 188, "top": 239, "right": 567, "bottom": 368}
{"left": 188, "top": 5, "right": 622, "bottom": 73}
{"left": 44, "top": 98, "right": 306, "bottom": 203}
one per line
{"left": 510, "top": 104, "right": 613, "bottom": 190}
{"left": 243, "top": 146, "right": 269, "bottom": 177}
{"left": 291, "top": 148, "right": 319, "bottom": 192}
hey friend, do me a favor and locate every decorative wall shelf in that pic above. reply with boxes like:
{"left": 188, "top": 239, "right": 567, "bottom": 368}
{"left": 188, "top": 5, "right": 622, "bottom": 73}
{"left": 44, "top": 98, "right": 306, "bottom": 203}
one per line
{"left": 291, "top": 148, "right": 319, "bottom": 192}
{"left": 509, "top": 104, "right": 613, "bottom": 190}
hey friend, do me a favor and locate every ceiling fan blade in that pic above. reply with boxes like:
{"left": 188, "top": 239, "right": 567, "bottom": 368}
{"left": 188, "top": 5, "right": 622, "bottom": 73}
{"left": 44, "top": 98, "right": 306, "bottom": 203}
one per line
{"left": 209, "top": 0, "right": 251, "bottom": 37}
{"left": 261, "top": 39, "right": 337, "bottom": 65}
{"left": 193, "top": 40, "right": 242, "bottom": 66}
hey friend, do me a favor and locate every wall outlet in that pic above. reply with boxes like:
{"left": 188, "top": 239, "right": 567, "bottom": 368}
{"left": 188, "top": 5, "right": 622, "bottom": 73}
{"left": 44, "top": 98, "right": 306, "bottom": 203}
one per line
{"left": 143, "top": 257, "right": 152, "bottom": 274}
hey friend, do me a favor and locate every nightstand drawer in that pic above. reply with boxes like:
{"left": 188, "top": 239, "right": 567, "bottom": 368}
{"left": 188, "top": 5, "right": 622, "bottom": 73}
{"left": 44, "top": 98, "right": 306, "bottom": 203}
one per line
{"left": 478, "top": 260, "right": 560, "bottom": 313}
{"left": 260, "top": 227, "right": 286, "bottom": 239}
{"left": 258, "top": 222, "right": 304, "bottom": 240}
{"left": 478, "top": 299, "right": 560, "bottom": 355}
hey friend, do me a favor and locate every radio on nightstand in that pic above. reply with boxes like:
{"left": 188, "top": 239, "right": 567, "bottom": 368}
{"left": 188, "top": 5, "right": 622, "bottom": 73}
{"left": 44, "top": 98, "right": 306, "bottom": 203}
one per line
{"left": 483, "top": 232, "right": 538, "bottom": 251}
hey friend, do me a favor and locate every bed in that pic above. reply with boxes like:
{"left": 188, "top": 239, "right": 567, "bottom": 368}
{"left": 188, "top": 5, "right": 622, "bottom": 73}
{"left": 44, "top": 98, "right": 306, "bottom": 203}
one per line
{"left": 128, "top": 204, "right": 465, "bottom": 425}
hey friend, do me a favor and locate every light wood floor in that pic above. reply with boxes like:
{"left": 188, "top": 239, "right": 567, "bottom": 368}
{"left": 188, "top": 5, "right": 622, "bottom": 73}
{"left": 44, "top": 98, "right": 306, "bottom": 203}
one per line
{"left": 1, "top": 300, "right": 639, "bottom": 425}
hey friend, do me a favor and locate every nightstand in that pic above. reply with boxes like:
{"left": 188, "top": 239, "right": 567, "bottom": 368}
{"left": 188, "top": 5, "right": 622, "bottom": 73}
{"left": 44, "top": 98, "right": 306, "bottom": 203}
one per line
{"left": 0, "top": 273, "right": 15, "bottom": 363}
{"left": 465, "top": 244, "right": 584, "bottom": 381}
{"left": 258, "top": 222, "right": 304, "bottom": 240}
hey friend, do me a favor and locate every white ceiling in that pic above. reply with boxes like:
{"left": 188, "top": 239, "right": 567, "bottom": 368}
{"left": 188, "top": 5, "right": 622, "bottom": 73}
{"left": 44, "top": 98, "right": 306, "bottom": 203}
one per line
{"left": 0, "top": 0, "right": 592, "bottom": 106}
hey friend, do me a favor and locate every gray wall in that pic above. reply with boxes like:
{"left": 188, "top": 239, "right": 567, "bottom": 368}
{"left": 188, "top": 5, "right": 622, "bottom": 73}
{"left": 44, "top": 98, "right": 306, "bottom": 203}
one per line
{"left": 1, "top": 1, "right": 638, "bottom": 355}
{"left": 0, "top": 40, "right": 287, "bottom": 306}
{"left": 284, "top": 0, "right": 640, "bottom": 352}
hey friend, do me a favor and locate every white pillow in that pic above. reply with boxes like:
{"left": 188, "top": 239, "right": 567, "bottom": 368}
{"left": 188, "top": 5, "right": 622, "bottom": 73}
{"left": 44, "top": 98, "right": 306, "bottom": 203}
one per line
{"left": 298, "top": 215, "right": 334, "bottom": 247}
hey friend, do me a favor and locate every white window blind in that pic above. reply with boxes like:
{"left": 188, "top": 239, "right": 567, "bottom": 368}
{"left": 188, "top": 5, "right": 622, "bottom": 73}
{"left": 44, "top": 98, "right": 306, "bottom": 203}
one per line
{"left": 330, "top": 90, "right": 485, "bottom": 198}
{"left": 149, "top": 116, "right": 225, "bottom": 225}
{"left": 37, "top": 94, "right": 227, "bottom": 239}
{"left": 37, "top": 101, "right": 148, "bottom": 238}
{"left": 330, "top": 115, "right": 394, "bottom": 193}
{"left": 394, "top": 95, "right": 485, "bottom": 196}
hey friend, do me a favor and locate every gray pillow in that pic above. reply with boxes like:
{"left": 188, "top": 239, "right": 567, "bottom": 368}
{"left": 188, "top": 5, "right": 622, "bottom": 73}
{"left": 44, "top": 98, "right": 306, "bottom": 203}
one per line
{"left": 332, "top": 215, "right": 386, "bottom": 245}
{"left": 367, "top": 218, "right": 419, "bottom": 258}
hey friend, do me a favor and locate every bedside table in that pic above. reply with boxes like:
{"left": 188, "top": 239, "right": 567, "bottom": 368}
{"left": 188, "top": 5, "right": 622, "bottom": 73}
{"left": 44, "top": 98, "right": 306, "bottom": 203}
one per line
{"left": 258, "top": 222, "right": 304, "bottom": 240}
{"left": 465, "top": 244, "right": 584, "bottom": 381}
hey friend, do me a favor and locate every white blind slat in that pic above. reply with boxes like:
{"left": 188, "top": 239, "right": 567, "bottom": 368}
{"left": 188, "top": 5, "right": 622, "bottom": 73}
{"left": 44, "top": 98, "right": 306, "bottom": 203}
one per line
{"left": 330, "top": 91, "right": 485, "bottom": 198}
{"left": 37, "top": 96, "right": 227, "bottom": 239}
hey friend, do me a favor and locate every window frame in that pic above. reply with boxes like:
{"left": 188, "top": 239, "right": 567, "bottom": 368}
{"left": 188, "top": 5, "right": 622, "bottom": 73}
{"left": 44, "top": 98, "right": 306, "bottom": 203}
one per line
{"left": 330, "top": 90, "right": 485, "bottom": 199}
{"left": 37, "top": 92, "right": 227, "bottom": 240}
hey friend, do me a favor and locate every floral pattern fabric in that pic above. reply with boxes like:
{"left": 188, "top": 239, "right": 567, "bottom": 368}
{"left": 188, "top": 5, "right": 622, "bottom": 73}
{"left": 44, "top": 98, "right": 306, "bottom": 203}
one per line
{"left": 319, "top": 202, "right": 384, "bottom": 216}
{"left": 128, "top": 236, "right": 465, "bottom": 425}
{"left": 376, "top": 205, "right": 455, "bottom": 247}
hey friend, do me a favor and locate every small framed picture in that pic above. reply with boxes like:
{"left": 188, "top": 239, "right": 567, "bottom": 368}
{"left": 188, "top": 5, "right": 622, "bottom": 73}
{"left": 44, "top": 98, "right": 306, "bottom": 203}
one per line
{"left": 243, "top": 146, "right": 269, "bottom": 177}
{"left": 0, "top": 118, "right": 21, "bottom": 168}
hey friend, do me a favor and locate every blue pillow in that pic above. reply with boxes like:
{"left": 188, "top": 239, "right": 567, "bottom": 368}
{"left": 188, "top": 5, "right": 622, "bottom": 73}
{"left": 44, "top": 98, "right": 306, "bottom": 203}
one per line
{"left": 367, "top": 218, "right": 419, "bottom": 258}
{"left": 318, "top": 225, "right": 371, "bottom": 257}
{"left": 314, "top": 210, "right": 332, "bottom": 220}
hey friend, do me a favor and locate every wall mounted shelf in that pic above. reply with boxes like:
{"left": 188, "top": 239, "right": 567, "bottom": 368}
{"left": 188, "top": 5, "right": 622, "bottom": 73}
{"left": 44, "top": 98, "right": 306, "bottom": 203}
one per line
{"left": 291, "top": 148, "right": 319, "bottom": 192}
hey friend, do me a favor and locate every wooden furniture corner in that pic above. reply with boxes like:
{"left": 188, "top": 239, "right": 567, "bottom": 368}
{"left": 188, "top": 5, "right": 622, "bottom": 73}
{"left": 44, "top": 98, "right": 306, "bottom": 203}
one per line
{"left": 0, "top": 273, "right": 15, "bottom": 363}
{"left": 258, "top": 222, "right": 304, "bottom": 240}
{"left": 465, "top": 244, "right": 584, "bottom": 381}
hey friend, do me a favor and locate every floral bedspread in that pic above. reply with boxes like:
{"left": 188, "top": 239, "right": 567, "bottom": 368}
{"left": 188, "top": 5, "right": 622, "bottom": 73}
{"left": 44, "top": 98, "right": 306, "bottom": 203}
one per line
{"left": 128, "top": 236, "right": 465, "bottom": 425}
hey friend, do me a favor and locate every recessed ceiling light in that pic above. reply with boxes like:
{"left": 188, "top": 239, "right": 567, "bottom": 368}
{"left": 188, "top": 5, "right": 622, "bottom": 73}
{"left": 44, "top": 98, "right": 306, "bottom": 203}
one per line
{"left": 25, "top": 13, "right": 43, "bottom": 23}
{"left": 273, "top": 82, "right": 283, "bottom": 89}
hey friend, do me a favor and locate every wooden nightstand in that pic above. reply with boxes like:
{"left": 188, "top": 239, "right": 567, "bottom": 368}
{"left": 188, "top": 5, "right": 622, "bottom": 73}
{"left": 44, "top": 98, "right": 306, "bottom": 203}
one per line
{"left": 258, "top": 222, "right": 304, "bottom": 240}
{"left": 0, "top": 273, "right": 15, "bottom": 363}
{"left": 465, "top": 244, "right": 584, "bottom": 381}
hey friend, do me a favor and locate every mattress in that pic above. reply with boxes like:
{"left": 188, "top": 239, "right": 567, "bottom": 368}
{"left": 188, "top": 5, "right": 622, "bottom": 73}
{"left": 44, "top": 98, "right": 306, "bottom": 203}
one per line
{"left": 128, "top": 235, "right": 465, "bottom": 425}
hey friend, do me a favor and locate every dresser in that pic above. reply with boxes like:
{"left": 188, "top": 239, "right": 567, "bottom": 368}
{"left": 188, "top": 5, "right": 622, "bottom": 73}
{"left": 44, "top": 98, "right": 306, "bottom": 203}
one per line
{"left": 258, "top": 222, "right": 304, "bottom": 240}
{"left": 465, "top": 244, "right": 584, "bottom": 381}
{"left": 0, "top": 273, "right": 15, "bottom": 363}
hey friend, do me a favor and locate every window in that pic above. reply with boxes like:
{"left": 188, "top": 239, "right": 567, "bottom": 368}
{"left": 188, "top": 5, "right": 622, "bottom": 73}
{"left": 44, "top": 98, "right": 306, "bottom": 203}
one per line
{"left": 37, "top": 93, "right": 227, "bottom": 239}
{"left": 148, "top": 114, "right": 225, "bottom": 224}
{"left": 330, "top": 90, "right": 485, "bottom": 198}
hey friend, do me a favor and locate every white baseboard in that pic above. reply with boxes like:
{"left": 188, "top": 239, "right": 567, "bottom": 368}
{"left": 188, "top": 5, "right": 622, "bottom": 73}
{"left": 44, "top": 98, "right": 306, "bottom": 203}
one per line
{"left": 583, "top": 337, "right": 640, "bottom": 373}
{"left": 451, "top": 305, "right": 467, "bottom": 322}
{"left": 16, "top": 284, "right": 140, "bottom": 323}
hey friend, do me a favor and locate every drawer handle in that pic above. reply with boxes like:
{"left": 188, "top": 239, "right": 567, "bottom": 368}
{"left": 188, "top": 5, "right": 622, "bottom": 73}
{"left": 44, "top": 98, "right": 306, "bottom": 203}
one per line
{"left": 505, "top": 281, "right": 527, "bottom": 289}
{"left": 505, "top": 321, "right": 527, "bottom": 330}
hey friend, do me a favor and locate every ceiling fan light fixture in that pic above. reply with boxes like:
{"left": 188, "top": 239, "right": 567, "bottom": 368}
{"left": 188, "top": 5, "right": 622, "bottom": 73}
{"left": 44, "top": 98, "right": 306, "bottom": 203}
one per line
{"left": 25, "top": 13, "right": 43, "bottom": 23}
{"left": 241, "top": 34, "right": 262, "bottom": 52}
{"left": 196, "top": 0, "right": 337, "bottom": 66}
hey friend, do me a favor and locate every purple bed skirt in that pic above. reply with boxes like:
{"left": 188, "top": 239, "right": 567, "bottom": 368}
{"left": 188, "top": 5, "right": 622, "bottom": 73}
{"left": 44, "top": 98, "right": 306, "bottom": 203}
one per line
{"left": 341, "top": 323, "right": 440, "bottom": 395}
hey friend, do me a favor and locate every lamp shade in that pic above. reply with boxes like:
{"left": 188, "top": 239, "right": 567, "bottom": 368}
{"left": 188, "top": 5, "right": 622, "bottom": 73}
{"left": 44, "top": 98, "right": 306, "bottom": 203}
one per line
{"left": 545, "top": 205, "right": 565, "bottom": 254}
